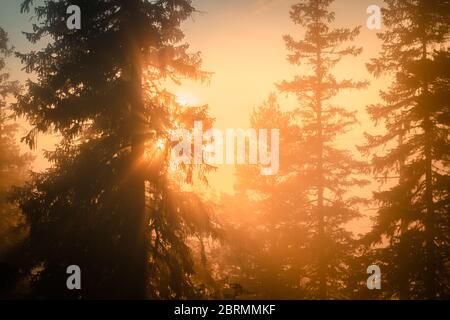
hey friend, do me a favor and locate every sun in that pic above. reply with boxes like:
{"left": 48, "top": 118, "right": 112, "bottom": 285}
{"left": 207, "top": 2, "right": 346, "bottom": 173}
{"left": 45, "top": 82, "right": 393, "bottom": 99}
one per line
{"left": 175, "top": 91, "right": 199, "bottom": 106}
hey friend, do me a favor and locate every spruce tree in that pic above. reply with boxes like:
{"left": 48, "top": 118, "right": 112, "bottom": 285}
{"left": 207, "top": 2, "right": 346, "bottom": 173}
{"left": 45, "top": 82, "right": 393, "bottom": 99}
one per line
{"left": 215, "top": 94, "right": 309, "bottom": 299}
{"left": 12, "top": 0, "right": 215, "bottom": 298}
{"left": 277, "top": 0, "right": 368, "bottom": 298}
{"left": 361, "top": 0, "right": 450, "bottom": 299}
{"left": 0, "top": 26, "right": 33, "bottom": 296}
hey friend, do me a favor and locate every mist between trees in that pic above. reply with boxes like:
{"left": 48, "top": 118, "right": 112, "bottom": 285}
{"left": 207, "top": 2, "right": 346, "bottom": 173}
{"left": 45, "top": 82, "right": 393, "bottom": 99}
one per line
{"left": 0, "top": 0, "right": 448, "bottom": 300}
{"left": 169, "top": 121, "right": 280, "bottom": 176}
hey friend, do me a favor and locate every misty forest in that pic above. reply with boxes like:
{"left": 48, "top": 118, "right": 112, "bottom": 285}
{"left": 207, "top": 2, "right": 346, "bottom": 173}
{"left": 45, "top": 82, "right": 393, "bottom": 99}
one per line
{"left": 0, "top": 0, "right": 449, "bottom": 299}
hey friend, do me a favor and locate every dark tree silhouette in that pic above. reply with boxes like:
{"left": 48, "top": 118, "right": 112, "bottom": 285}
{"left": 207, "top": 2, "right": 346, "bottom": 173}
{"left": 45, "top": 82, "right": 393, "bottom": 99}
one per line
{"left": 277, "top": 0, "right": 369, "bottom": 298}
{"left": 12, "top": 0, "right": 217, "bottom": 299}
{"left": 361, "top": 0, "right": 450, "bottom": 299}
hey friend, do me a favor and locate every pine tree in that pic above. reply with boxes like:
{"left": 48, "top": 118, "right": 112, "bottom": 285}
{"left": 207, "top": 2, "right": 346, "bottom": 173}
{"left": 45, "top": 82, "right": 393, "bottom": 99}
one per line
{"left": 12, "top": 0, "right": 216, "bottom": 298}
{"left": 214, "top": 94, "right": 309, "bottom": 299}
{"left": 277, "top": 0, "right": 368, "bottom": 298}
{"left": 0, "top": 26, "right": 33, "bottom": 295}
{"left": 361, "top": 0, "right": 450, "bottom": 299}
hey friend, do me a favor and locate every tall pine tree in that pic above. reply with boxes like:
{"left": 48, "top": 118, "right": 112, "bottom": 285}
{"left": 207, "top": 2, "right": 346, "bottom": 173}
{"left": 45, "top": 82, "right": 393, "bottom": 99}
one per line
{"left": 12, "top": 0, "right": 216, "bottom": 298}
{"left": 213, "top": 94, "right": 309, "bottom": 299}
{"left": 277, "top": 0, "right": 368, "bottom": 298}
{"left": 0, "top": 27, "right": 33, "bottom": 296}
{"left": 361, "top": 0, "right": 450, "bottom": 299}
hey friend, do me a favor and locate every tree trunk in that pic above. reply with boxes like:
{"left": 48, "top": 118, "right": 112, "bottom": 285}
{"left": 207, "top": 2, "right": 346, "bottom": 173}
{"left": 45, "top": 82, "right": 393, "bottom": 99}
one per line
{"left": 421, "top": 34, "right": 436, "bottom": 299}
{"left": 317, "top": 106, "right": 326, "bottom": 299}
{"left": 424, "top": 115, "right": 436, "bottom": 299}
{"left": 316, "top": 36, "right": 326, "bottom": 299}
{"left": 398, "top": 127, "right": 409, "bottom": 299}
{"left": 119, "top": 0, "right": 148, "bottom": 299}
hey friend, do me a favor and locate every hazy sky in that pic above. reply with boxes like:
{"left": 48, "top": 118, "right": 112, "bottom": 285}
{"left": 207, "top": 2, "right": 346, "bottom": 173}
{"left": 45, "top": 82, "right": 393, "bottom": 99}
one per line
{"left": 173, "top": 0, "right": 387, "bottom": 200}
{"left": 1, "top": 0, "right": 388, "bottom": 213}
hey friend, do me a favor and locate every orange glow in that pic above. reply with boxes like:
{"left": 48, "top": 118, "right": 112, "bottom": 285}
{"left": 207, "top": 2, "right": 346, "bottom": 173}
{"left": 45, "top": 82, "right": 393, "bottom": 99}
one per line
{"left": 175, "top": 90, "right": 200, "bottom": 107}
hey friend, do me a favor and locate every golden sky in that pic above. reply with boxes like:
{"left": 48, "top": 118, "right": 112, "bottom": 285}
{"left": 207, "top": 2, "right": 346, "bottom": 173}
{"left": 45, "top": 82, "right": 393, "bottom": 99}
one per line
{"left": 174, "top": 0, "right": 388, "bottom": 198}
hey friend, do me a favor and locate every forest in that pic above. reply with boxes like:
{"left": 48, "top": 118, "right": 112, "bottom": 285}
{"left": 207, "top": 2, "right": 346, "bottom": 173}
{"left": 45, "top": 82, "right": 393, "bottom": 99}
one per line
{"left": 0, "top": 0, "right": 448, "bottom": 300}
